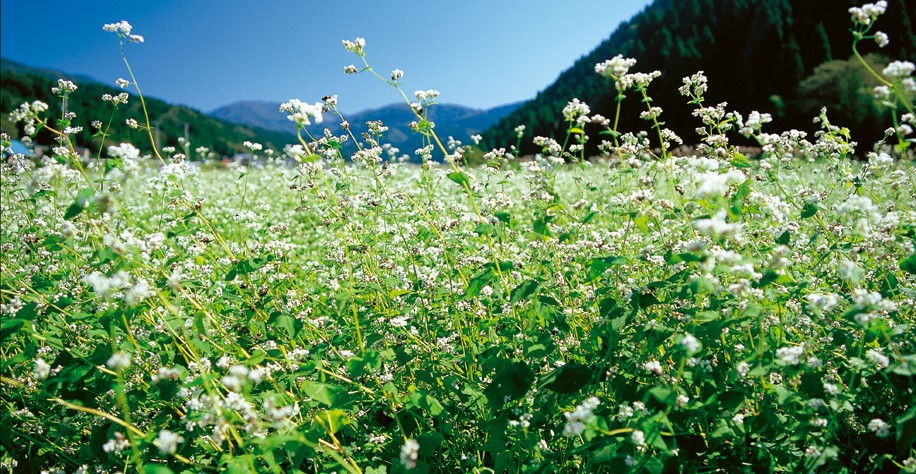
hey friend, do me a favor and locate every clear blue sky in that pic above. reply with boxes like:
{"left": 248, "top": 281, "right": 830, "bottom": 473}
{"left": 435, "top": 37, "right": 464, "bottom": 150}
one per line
{"left": 1, "top": 0, "right": 651, "bottom": 114}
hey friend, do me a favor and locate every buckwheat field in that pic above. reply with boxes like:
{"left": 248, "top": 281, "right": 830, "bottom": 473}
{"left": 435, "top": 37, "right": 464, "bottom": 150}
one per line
{"left": 1, "top": 2, "right": 914, "bottom": 473}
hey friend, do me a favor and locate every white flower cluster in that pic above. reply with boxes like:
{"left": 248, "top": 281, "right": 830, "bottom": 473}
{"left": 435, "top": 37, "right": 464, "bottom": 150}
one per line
{"left": 679, "top": 71, "right": 709, "bottom": 99}
{"left": 694, "top": 170, "right": 746, "bottom": 198}
{"left": 693, "top": 210, "right": 743, "bottom": 239}
{"left": 414, "top": 89, "right": 440, "bottom": 102}
{"left": 848, "top": 1, "right": 887, "bottom": 26}
{"left": 806, "top": 293, "right": 840, "bottom": 315}
{"left": 680, "top": 333, "right": 700, "bottom": 353}
{"left": 279, "top": 99, "right": 324, "bottom": 128}
{"left": 865, "top": 349, "right": 890, "bottom": 369}
{"left": 776, "top": 345, "right": 804, "bottom": 366}
{"left": 399, "top": 438, "right": 419, "bottom": 469}
{"left": 342, "top": 37, "right": 366, "bottom": 54}
{"left": 594, "top": 55, "right": 660, "bottom": 91}
{"left": 562, "top": 396, "right": 600, "bottom": 436}
{"left": 8, "top": 100, "right": 48, "bottom": 136}
{"left": 102, "top": 20, "right": 144, "bottom": 43}
{"left": 102, "top": 92, "right": 129, "bottom": 106}
{"left": 562, "top": 98, "right": 591, "bottom": 122}
{"left": 108, "top": 142, "right": 141, "bottom": 160}
{"left": 594, "top": 55, "right": 637, "bottom": 78}
{"left": 883, "top": 60, "right": 915, "bottom": 80}
{"left": 51, "top": 79, "right": 77, "bottom": 96}
{"left": 157, "top": 429, "right": 184, "bottom": 455}
{"left": 106, "top": 351, "right": 131, "bottom": 371}
{"left": 867, "top": 418, "right": 890, "bottom": 438}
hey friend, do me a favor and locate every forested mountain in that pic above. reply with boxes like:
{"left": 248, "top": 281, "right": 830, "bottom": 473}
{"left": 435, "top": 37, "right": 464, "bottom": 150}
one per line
{"left": 1, "top": 58, "right": 297, "bottom": 157}
{"left": 481, "top": 0, "right": 915, "bottom": 155}
{"left": 212, "top": 100, "right": 522, "bottom": 159}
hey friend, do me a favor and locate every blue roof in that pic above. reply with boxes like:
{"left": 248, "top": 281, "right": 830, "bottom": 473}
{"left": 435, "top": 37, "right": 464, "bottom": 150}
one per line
{"left": 4, "top": 140, "right": 33, "bottom": 157}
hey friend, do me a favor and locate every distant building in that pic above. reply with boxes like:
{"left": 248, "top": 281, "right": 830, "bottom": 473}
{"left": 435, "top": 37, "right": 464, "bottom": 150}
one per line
{"left": 2, "top": 139, "right": 34, "bottom": 158}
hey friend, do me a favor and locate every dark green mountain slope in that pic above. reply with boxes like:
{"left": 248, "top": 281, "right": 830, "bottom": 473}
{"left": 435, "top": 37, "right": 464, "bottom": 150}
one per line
{"left": 482, "top": 0, "right": 915, "bottom": 154}
{"left": 1, "top": 58, "right": 296, "bottom": 157}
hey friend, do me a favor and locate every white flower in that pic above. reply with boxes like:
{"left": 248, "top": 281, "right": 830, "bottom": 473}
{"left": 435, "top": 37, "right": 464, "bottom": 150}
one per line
{"left": 103, "top": 20, "right": 133, "bottom": 35}
{"left": 107, "top": 352, "right": 131, "bottom": 371}
{"left": 874, "top": 31, "right": 890, "bottom": 48}
{"left": 108, "top": 143, "right": 140, "bottom": 160}
{"left": 157, "top": 429, "right": 184, "bottom": 455}
{"left": 595, "top": 55, "right": 637, "bottom": 78}
{"left": 102, "top": 432, "right": 129, "bottom": 453}
{"left": 562, "top": 98, "right": 590, "bottom": 122}
{"left": 883, "top": 60, "right": 915, "bottom": 80}
{"left": 866, "top": 349, "right": 890, "bottom": 369}
{"left": 867, "top": 418, "right": 890, "bottom": 438}
{"left": 806, "top": 293, "right": 840, "bottom": 315}
{"left": 279, "top": 99, "right": 324, "bottom": 128}
{"left": 34, "top": 358, "right": 51, "bottom": 380}
{"left": 849, "top": 1, "right": 887, "bottom": 26}
{"left": 693, "top": 209, "right": 743, "bottom": 239}
{"left": 83, "top": 271, "right": 131, "bottom": 298}
{"left": 391, "top": 69, "right": 404, "bottom": 81}
{"left": 399, "top": 438, "right": 419, "bottom": 469}
{"left": 776, "top": 345, "right": 804, "bottom": 366}
{"left": 342, "top": 37, "right": 366, "bottom": 54}
{"left": 562, "top": 397, "right": 600, "bottom": 436}
{"left": 695, "top": 170, "right": 746, "bottom": 198}
{"left": 680, "top": 333, "right": 700, "bottom": 353}
{"left": 631, "top": 429, "right": 645, "bottom": 447}
{"left": 643, "top": 360, "right": 663, "bottom": 375}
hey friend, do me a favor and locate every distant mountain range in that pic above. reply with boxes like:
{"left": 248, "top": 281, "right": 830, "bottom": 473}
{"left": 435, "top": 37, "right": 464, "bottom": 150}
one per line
{"left": 210, "top": 100, "right": 523, "bottom": 158}
{"left": 2, "top": 54, "right": 522, "bottom": 161}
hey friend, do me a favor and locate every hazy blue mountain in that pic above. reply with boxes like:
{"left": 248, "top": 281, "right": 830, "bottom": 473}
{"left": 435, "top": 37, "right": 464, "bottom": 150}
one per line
{"left": 210, "top": 100, "right": 523, "bottom": 159}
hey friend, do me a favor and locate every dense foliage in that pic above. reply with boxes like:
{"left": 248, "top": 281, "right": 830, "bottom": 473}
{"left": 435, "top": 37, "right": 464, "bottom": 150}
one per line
{"left": 482, "top": 0, "right": 916, "bottom": 155}
{"left": 1, "top": 3, "right": 915, "bottom": 474}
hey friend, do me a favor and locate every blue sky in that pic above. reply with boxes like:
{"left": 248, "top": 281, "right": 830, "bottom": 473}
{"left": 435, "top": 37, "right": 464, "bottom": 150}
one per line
{"left": 1, "top": 1, "right": 652, "bottom": 113}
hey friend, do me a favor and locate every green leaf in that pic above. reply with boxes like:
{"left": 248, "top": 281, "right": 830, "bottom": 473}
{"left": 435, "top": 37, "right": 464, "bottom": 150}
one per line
{"left": 540, "top": 363, "right": 592, "bottom": 394}
{"left": 301, "top": 381, "right": 340, "bottom": 407}
{"left": 484, "top": 361, "right": 534, "bottom": 408}
{"left": 407, "top": 391, "right": 444, "bottom": 417}
{"left": 144, "top": 466, "right": 176, "bottom": 474}
{"left": 465, "top": 267, "right": 494, "bottom": 298}
{"left": 225, "top": 256, "right": 272, "bottom": 281}
{"left": 730, "top": 152, "right": 751, "bottom": 168}
{"left": 776, "top": 230, "right": 791, "bottom": 245}
{"left": 801, "top": 201, "right": 818, "bottom": 218}
{"left": 587, "top": 256, "right": 627, "bottom": 281}
{"left": 1, "top": 319, "right": 25, "bottom": 342}
{"left": 447, "top": 171, "right": 469, "bottom": 188}
{"left": 474, "top": 223, "right": 495, "bottom": 236}
{"left": 64, "top": 188, "right": 95, "bottom": 219}
{"left": 509, "top": 280, "right": 540, "bottom": 303}
{"left": 634, "top": 214, "right": 649, "bottom": 234}
{"left": 532, "top": 216, "right": 551, "bottom": 237}
{"left": 901, "top": 254, "right": 916, "bottom": 275}
{"left": 889, "top": 354, "right": 916, "bottom": 376}
{"left": 581, "top": 210, "right": 598, "bottom": 224}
